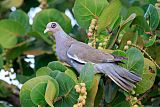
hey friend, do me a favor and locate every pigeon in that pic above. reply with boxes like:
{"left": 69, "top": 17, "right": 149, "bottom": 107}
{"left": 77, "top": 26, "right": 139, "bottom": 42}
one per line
{"left": 44, "top": 22, "right": 141, "bottom": 91}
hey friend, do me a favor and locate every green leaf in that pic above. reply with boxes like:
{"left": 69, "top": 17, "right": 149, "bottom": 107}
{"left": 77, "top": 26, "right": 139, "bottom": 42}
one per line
{"left": 32, "top": 9, "right": 71, "bottom": 44}
{"left": 79, "top": 63, "right": 94, "bottom": 91}
{"left": 125, "top": 47, "right": 144, "bottom": 75}
{"left": 36, "top": 67, "right": 53, "bottom": 76}
{"left": 30, "top": 82, "right": 47, "bottom": 106}
{"left": 98, "top": 0, "right": 121, "bottom": 33}
{"left": 45, "top": 79, "right": 59, "bottom": 107}
{"left": 127, "top": 6, "right": 144, "bottom": 18}
{"left": 110, "top": 92, "right": 130, "bottom": 107}
{"left": 0, "top": 55, "right": 3, "bottom": 69}
{"left": 54, "top": 72, "right": 78, "bottom": 107}
{"left": 73, "top": 0, "right": 108, "bottom": 29}
{"left": 120, "top": 13, "right": 137, "bottom": 31}
{"left": 50, "top": 70, "right": 61, "bottom": 78}
{"left": 20, "top": 76, "right": 54, "bottom": 107}
{"left": 47, "top": 61, "right": 67, "bottom": 72}
{"left": 132, "top": 16, "right": 150, "bottom": 32}
{"left": 145, "top": 35, "right": 157, "bottom": 47}
{"left": 104, "top": 79, "right": 118, "bottom": 103}
{"left": 119, "top": 32, "right": 138, "bottom": 50}
{"left": 84, "top": 74, "right": 101, "bottom": 107}
{"left": 9, "top": 9, "right": 30, "bottom": 32}
{"left": 144, "top": 4, "right": 159, "bottom": 31}
{"left": 65, "top": 69, "right": 78, "bottom": 83}
{"left": 134, "top": 58, "right": 156, "bottom": 94}
{"left": 0, "top": 19, "right": 25, "bottom": 48}
{"left": 106, "top": 13, "right": 136, "bottom": 49}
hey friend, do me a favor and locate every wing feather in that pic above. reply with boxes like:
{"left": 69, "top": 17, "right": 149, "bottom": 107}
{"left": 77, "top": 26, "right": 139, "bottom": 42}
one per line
{"left": 67, "top": 42, "right": 115, "bottom": 63}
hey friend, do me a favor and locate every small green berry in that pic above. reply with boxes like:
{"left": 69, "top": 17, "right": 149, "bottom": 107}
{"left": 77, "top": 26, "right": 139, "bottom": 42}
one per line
{"left": 133, "top": 97, "right": 137, "bottom": 101}
{"left": 88, "top": 43, "right": 92, "bottom": 46}
{"left": 90, "top": 24, "right": 95, "bottom": 29}
{"left": 133, "top": 104, "right": 138, "bottom": 107}
{"left": 82, "top": 99, "right": 86, "bottom": 105}
{"left": 131, "top": 90, "right": 135, "bottom": 95}
{"left": 76, "top": 87, "right": 81, "bottom": 93}
{"left": 127, "top": 40, "right": 132, "bottom": 45}
{"left": 73, "top": 104, "right": 78, "bottom": 107}
{"left": 98, "top": 47, "right": 103, "bottom": 50}
{"left": 75, "top": 85, "right": 80, "bottom": 89}
{"left": 95, "top": 25, "right": 98, "bottom": 30}
{"left": 82, "top": 95, "right": 87, "bottom": 99}
{"left": 78, "top": 96, "right": 84, "bottom": 102}
{"left": 77, "top": 103, "right": 83, "bottom": 107}
{"left": 124, "top": 45, "right": 129, "bottom": 50}
{"left": 91, "top": 19, "right": 97, "bottom": 24}
{"left": 80, "top": 83, "right": 86, "bottom": 87}
{"left": 89, "top": 28, "right": 93, "bottom": 32}
{"left": 81, "top": 87, "right": 86, "bottom": 94}
{"left": 99, "top": 43, "right": 103, "bottom": 46}
{"left": 103, "top": 42, "right": 107, "bottom": 46}
{"left": 84, "top": 92, "right": 87, "bottom": 96}
{"left": 104, "top": 38, "right": 108, "bottom": 42}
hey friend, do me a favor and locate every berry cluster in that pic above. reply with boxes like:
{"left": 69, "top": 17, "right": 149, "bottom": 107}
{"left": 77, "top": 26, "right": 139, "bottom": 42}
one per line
{"left": 87, "top": 19, "right": 98, "bottom": 38}
{"left": 98, "top": 37, "right": 109, "bottom": 49}
{"left": 155, "top": 0, "right": 160, "bottom": 8}
{"left": 126, "top": 96, "right": 143, "bottom": 107}
{"left": 124, "top": 40, "right": 132, "bottom": 51}
{"left": 73, "top": 83, "right": 87, "bottom": 107}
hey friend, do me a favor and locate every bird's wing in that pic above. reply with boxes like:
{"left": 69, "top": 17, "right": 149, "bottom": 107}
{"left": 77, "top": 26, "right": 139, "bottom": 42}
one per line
{"left": 67, "top": 42, "right": 115, "bottom": 64}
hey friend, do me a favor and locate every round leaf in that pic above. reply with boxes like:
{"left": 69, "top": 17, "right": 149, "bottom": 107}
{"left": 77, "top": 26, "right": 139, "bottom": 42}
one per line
{"left": 134, "top": 58, "right": 156, "bottom": 94}
{"left": 45, "top": 79, "right": 59, "bottom": 107}
{"left": 65, "top": 69, "right": 78, "bottom": 83}
{"left": 20, "top": 76, "right": 54, "bottom": 107}
{"left": 30, "top": 82, "right": 47, "bottom": 105}
{"left": 0, "top": 19, "right": 25, "bottom": 48}
{"left": 47, "top": 61, "right": 67, "bottom": 72}
{"left": 79, "top": 63, "right": 95, "bottom": 91}
{"left": 9, "top": 9, "right": 30, "bottom": 32}
{"left": 125, "top": 47, "right": 144, "bottom": 75}
{"left": 73, "top": 0, "right": 108, "bottom": 29}
{"left": 36, "top": 67, "right": 53, "bottom": 76}
{"left": 98, "top": 0, "right": 121, "bottom": 33}
{"left": 54, "top": 72, "right": 78, "bottom": 107}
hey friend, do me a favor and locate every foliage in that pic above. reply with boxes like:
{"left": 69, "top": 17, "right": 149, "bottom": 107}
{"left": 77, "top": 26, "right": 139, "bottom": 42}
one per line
{"left": 0, "top": 0, "right": 160, "bottom": 107}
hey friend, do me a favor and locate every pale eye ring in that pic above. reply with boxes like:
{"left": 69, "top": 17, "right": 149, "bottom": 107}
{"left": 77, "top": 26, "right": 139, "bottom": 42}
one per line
{"left": 51, "top": 23, "right": 56, "bottom": 28}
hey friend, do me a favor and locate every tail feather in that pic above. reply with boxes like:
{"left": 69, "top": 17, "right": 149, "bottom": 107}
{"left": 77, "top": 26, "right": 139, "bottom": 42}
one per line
{"left": 107, "top": 68, "right": 134, "bottom": 91}
{"left": 113, "top": 64, "right": 141, "bottom": 82}
{"left": 95, "top": 63, "right": 142, "bottom": 91}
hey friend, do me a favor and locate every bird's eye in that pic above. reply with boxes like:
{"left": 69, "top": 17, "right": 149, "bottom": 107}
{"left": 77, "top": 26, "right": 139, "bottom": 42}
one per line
{"left": 51, "top": 23, "right": 57, "bottom": 28}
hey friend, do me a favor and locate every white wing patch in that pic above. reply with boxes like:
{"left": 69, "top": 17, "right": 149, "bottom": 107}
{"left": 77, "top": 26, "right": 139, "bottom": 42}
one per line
{"left": 67, "top": 52, "right": 87, "bottom": 64}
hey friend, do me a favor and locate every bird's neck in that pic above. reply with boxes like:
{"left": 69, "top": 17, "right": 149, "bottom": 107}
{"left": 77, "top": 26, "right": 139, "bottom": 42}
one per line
{"left": 54, "top": 30, "right": 68, "bottom": 41}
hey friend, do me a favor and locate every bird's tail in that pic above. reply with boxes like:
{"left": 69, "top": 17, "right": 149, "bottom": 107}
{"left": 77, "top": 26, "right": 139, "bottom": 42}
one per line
{"left": 94, "top": 63, "right": 142, "bottom": 91}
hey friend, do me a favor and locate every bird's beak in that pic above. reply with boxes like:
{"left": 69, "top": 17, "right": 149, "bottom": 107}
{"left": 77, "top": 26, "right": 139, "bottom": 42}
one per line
{"left": 44, "top": 28, "right": 49, "bottom": 33}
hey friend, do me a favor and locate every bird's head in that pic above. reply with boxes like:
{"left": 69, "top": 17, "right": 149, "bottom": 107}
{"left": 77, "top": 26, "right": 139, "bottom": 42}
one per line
{"left": 44, "top": 22, "right": 61, "bottom": 34}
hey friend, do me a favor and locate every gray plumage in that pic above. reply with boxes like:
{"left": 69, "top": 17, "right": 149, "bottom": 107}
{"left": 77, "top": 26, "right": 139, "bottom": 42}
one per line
{"left": 44, "top": 22, "right": 141, "bottom": 92}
